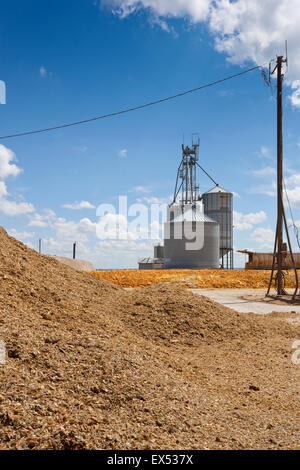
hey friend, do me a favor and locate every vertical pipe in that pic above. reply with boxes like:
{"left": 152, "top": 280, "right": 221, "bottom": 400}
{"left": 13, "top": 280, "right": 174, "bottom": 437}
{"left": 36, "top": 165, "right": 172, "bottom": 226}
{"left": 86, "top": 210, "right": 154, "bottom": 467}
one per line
{"left": 185, "top": 155, "right": 188, "bottom": 204}
{"left": 39, "top": 238, "right": 42, "bottom": 254}
{"left": 277, "top": 56, "right": 284, "bottom": 295}
{"left": 73, "top": 242, "right": 76, "bottom": 260}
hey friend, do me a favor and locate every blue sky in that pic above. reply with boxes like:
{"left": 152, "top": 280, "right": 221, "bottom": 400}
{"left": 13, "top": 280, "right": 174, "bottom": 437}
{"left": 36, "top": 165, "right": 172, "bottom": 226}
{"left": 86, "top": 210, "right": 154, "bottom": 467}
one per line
{"left": 1, "top": 0, "right": 300, "bottom": 268}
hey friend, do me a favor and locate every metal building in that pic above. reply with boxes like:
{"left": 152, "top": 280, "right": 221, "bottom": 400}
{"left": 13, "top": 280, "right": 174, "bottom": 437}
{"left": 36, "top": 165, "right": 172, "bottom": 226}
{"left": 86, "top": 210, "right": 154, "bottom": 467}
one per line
{"left": 138, "top": 257, "right": 165, "bottom": 270}
{"left": 138, "top": 138, "right": 233, "bottom": 270}
{"left": 164, "top": 204, "right": 220, "bottom": 268}
{"left": 238, "top": 249, "right": 300, "bottom": 270}
{"left": 202, "top": 185, "right": 233, "bottom": 269}
{"left": 163, "top": 138, "right": 220, "bottom": 269}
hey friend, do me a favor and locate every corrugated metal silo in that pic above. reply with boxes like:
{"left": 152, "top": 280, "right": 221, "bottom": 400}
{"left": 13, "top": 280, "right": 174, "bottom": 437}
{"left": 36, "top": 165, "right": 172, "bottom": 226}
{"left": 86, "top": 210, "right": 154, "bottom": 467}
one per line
{"left": 202, "top": 185, "right": 233, "bottom": 269}
{"left": 154, "top": 245, "right": 164, "bottom": 259}
{"left": 164, "top": 203, "right": 220, "bottom": 269}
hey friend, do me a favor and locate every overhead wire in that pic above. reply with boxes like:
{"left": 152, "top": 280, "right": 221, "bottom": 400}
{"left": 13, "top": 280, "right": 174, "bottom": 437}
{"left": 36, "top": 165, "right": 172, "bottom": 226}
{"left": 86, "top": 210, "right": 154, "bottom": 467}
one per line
{"left": 0, "top": 63, "right": 268, "bottom": 141}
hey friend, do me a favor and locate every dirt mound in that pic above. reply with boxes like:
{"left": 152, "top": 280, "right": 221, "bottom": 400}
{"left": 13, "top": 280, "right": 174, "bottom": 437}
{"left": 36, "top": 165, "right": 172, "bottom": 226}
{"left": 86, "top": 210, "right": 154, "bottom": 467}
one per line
{"left": 118, "top": 283, "right": 294, "bottom": 347}
{"left": 0, "top": 228, "right": 299, "bottom": 450}
{"left": 0, "top": 227, "right": 119, "bottom": 320}
{"left": 50, "top": 256, "right": 94, "bottom": 272}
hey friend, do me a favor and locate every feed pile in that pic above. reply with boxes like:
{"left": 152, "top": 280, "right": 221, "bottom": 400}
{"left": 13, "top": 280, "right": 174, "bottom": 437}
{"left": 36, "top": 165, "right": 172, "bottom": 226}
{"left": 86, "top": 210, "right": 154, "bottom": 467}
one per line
{"left": 0, "top": 228, "right": 299, "bottom": 449}
{"left": 90, "top": 269, "right": 300, "bottom": 289}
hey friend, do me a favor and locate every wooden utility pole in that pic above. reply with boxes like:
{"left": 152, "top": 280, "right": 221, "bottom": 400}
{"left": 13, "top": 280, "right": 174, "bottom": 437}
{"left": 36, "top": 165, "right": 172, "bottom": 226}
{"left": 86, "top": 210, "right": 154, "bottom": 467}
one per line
{"left": 267, "top": 49, "right": 300, "bottom": 301}
{"left": 277, "top": 56, "right": 284, "bottom": 295}
{"left": 267, "top": 53, "right": 291, "bottom": 299}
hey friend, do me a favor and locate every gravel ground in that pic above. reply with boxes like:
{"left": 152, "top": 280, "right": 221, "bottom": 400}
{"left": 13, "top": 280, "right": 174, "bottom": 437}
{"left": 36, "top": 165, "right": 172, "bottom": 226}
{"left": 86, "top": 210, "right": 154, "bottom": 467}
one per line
{"left": 0, "top": 227, "right": 299, "bottom": 450}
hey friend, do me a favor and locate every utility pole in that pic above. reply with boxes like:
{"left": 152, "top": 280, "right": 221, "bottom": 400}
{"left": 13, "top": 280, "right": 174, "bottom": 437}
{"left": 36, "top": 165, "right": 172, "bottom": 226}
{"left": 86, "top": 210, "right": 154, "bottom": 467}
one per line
{"left": 267, "top": 53, "right": 291, "bottom": 299}
{"left": 276, "top": 56, "right": 284, "bottom": 295}
{"left": 39, "top": 238, "right": 42, "bottom": 254}
{"left": 73, "top": 242, "right": 76, "bottom": 260}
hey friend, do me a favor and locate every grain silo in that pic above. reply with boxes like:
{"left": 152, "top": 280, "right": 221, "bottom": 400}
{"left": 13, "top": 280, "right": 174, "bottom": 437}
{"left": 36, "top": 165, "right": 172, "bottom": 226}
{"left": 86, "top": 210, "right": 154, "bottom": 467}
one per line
{"left": 164, "top": 203, "right": 220, "bottom": 268}
{"left": 202, "top": 185, "right": 233, "bottom": 269}
{"left": 163, "top": 138, "right": 220, "bottom": 269}
{"left": 154, "top": 244, "right": 164, "bottom": 259}
{"left": 138, "top": 137, "right": 234, "bottom": 270}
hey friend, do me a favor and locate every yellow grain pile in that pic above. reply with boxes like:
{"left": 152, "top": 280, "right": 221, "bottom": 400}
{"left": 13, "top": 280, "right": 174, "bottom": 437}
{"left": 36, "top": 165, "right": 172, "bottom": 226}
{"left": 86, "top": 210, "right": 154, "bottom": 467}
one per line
{"left": 89, "top": 269, "right": 300, "bottom": 289}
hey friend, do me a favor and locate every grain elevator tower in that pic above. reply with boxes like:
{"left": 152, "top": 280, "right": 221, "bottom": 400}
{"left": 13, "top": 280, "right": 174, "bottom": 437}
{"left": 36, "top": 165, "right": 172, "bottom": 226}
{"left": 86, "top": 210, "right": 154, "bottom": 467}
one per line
{"left": 138, "top": 137, "right": 234, "bottom": 270}
{"left": 163, "top": 138, "right": 220, "bottom": 269}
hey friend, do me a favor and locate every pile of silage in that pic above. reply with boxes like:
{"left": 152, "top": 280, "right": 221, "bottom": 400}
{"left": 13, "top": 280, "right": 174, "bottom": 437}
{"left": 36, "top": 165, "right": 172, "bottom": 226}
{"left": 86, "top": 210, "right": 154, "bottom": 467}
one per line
{"left": 0, "top": 227, "right": 299, "bottom": 450}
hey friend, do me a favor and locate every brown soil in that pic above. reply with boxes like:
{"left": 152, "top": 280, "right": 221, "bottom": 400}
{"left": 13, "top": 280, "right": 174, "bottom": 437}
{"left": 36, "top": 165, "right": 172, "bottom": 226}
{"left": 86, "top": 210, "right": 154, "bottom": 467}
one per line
{"left": 0, "top": 227, "right": 299, "bottom": 450}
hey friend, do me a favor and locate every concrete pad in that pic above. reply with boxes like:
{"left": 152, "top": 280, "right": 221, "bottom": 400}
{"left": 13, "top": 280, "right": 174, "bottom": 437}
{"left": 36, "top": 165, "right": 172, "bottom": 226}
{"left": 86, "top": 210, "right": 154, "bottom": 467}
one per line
{"left": 190, "top": 288, "right": 300, "bottom": 315}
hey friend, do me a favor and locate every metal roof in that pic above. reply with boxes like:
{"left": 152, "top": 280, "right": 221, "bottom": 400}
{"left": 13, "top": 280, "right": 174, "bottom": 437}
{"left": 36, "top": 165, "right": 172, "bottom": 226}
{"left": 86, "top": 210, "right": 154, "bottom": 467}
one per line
{"left": 172, "top": 210, "right": 217, "bottom": 223}
{"left": 138, "top": 257, "right": 154, "bottom": 264}
{"left": 138, "top": 258, "right": 165, "bottom": 264}
{"left": 203, "top": 184, "right": 232, "bottom": 195}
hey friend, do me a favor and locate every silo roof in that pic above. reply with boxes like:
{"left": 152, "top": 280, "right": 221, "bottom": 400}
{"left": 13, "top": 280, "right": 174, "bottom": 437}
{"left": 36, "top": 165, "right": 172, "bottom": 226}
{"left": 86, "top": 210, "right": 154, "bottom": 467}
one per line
{"left": 203, "top": 185, "right": 232, "bottom": 195}
{"left": 172, "top": 210, "right": 217, "bottom": 223}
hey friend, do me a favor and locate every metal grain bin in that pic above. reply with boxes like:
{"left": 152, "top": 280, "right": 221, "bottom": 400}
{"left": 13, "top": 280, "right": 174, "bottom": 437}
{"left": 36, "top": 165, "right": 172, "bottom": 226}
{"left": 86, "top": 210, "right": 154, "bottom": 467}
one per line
{"left": 154, "top": 245, "right": 164, "bottom": 259}
{"left": 163, "top": 206, "right": 220, "bottom": 269}
{"left": 203, "top": 185, "right": 233, "bottom": 269}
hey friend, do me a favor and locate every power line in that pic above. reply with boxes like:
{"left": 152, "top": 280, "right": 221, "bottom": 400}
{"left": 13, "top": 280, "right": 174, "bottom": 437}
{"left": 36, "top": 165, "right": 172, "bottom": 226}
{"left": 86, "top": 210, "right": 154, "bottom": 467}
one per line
{"left": 0, "top": 64, "right": 265, "bottom": 141}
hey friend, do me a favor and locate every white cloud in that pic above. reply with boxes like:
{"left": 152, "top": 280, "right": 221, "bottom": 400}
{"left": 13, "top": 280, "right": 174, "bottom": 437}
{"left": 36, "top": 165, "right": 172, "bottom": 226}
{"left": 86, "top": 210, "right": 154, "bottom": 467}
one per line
{"left": 252, "top": 166, "right": 276, "bottom": 178}
{"left": 280, "top": 172, "right": 300, "bottom": 208}
{"left": 62, "top": 201, "right": 96, "bottom": 210}
{"left": 28, "top": 209, "right": 59, "bottom": 228}
{"left": 54, "top": 217, "right": 97, "bottom": 242}
{"left": 102, "top": 0, "right": 211, "bottom": 21}
{"left": 284, "top": 186, "right": 300, "bottom": 209}
{"left": 260, "top": 146, "right": 272, "bottom": 159}
{"left": 136, "top": 195, "right": 171, "bottom": 204}
{"left": 209, "top": 0, "right": 300, "bottom": 108}
{"left": 28, "top": 213, "right": 50, "bottom": 228}
{"left": 0, "top": 181, "right": 8, "bottom": 198}
{"left": 28, "top": 209, "right": 97, "bottom": 242}
{"left": 248, "top": 181, "right": 276, "bottom": 197}
{"left": 0, "top": 199, "right": 35, "bottom": 217}
{"left": 251, "top": 227, "right": 275, "bottom": 250}
{"left": 118, "top": 148, "right": 127, "bottom": 158}
{"left": 250, "top": 170, "right": 300, "bottom": 203}
{"left": 133, "top": 185, "right": 152, "bottom": 193}
{"left": 0, "top": 144, "right": 22, "bottom": 180}
{"left": 104, "top": 0, "right": 300, "bottom": 108}
{"left": 0, "top": 146, "right": 35, "bottom": 216}
{"left": 234, "top": 210, "right": 267, "bottom": 231}
{"left": 285, "top": 173, "right": 300, "bottom": 187}
{"left": 8, "top": 229, "right": 35, "bottom": 240}
{"left": 290, "top": 80, "right": 300, "bottom": 107}
{"left": 33, "top": 211, "right": 98, "bottom": 259}
{"left": 40, "top": 66, "right": 47, "bottom": 78}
